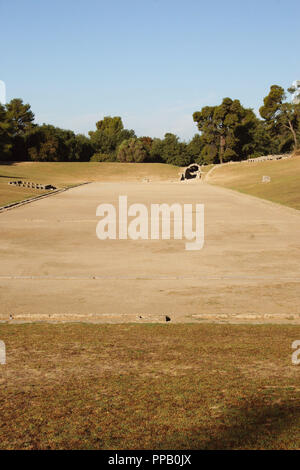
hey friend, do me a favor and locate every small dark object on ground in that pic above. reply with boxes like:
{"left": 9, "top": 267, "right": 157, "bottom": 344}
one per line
{"left": 165, "top": 315, "right": 171, "bottom": 322}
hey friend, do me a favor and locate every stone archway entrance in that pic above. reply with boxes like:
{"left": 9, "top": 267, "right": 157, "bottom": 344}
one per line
{"left": 180, "top": 163, "right": 202, "bottom": 181}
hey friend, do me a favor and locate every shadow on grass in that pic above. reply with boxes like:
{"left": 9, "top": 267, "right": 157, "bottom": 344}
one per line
{"left": 0, "top": 175, "right": 26, "bottom": 179}
{"left": 0, "top": 161, "right": 17, "bottom": 166}
{"left": 166, "top": 398, "right": 300, "bottom": 450}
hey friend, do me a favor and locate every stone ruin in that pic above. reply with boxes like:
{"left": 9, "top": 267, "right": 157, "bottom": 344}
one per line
{"left": 180, "top": 163, "right": 202, "bottom": 181}
{"left": 8, "top": 181, "right": 56, "bottom": 190}
{"left": 262, "top": 175, "right": 271, "bottom": 183}
{"left": 247, "top": 154, "right": 290, "bottom": 163}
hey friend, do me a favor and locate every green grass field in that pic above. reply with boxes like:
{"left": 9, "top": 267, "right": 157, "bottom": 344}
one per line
{"left": 0, "top": 323, "right": 299, "bottom": 450}
{"left": 208, "top": 156, "right": 300, "bottom": 210}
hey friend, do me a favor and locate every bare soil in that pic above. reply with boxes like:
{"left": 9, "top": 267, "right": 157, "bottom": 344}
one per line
{"left": 1, "top": 181, "right": 299, "bottom": 324}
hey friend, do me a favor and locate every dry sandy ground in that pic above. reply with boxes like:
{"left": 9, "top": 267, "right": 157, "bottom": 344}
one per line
{"left": 0, "top": 181, "right": 300, "bottom": 324}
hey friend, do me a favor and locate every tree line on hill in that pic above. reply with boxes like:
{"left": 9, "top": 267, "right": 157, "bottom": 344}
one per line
{"left": 0, "top": 84, "right": 299, "bottom": 166}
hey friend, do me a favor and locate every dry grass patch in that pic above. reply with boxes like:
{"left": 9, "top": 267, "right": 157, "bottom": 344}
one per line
{"left": 0, "top": 162, "right": 180, "bottom": 207}
{"left": 0, "top": 179, "right": 49, "bottom": 207}
{"left": 0, "top": 323, "right": 299, "bottom": 449}
{"left": 208, "top": 156, "right": 300, "bottom": 210}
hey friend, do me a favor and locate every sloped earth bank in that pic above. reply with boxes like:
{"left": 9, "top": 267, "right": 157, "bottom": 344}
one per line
{"left": 0, "top": 181, "right": 299, "bottom": 324}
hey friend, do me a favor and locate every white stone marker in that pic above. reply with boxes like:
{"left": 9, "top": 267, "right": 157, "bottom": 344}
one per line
{"left": 0, "top": 340, "right": 6, "bottom": 365}
{"left": 262, "top": 175, "right": 271, "bottom": 183}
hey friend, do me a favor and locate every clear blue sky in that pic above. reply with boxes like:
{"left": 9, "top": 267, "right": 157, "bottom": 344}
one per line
{"left": 1, "top": 0, "right": 299, "bottom": 140}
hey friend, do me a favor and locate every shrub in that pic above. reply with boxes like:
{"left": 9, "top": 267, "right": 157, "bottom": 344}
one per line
{"left": 90, "top": 153, "right": 115, "bottom": 162}
{"left": 116, "top": 138, "right": 148, "bottom": 163}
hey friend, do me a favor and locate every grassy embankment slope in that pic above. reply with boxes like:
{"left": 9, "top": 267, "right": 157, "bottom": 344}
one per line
{"left": 0, "top": 323, "right": 299, "bottom": 450}
{"left": 0, "top": 162, "right": 181, "bottom": 207}
{"left": 208, "top": 155, "right": 300, "bottom": 210}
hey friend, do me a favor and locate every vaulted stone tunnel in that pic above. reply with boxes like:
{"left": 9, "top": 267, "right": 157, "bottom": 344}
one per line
{"left": 180, "top": 163, "right": 202, "bottom": 181}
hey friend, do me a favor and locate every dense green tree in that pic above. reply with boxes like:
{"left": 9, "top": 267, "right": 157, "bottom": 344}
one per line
{"left": 199, "top": 143, "right": 218, "bottom": 164}
{"left": 89, "top": 116, "right": 136, "bottom": 157}
{"left": 2, "top": 99, "right": 94, "bottom": 162}
{"left": 27, "top": 125, "right": 65, "bottom": 161}
{"left": 149, "top": 133, "right": 190, "bottom": 166}
{"left": 25, "top": 125, "right": 94, "bottom": 162}
{"left": 89, "top": 130, "right": 116, "bottom": 155}
{"left": 95, "top": 116, "right": 123, "bottom": 135}
{"left": 161, "top": 133, "right": 190, "bottom": 166}
{"left": 192, "top": 106, "right": 219, "bottom": 163}
{"left": 259, "top": 85, "right": 300, "bottom": 150}
{"left": 116, "top": 138, "right": 148, "bottom": 163}
{"left": 251, "top": 120, "right": 276, "bottom": 157}
{"left": 187, "top": 134, "right": 204, "bottom": 163}
{"left": 193, "top": 98, "right": 259, "bottom": 163}
{"left": 73, "top": 134, "right": 94, "bottom": 161}
{"left": 0, "top": 103, "right": 13, "bottom": 160}
{"left": 139, "top": 136, "right": 153, "bottom": 154}
{"left": 149, "top": 138, "right": 164, "bottom": 163}
{"left": 233, "top": 108, "right": 260, "bottom": 158}
{"left": 5, "top": 98, "right": 35, "bottom": 136}
{"left": 3, "top": 90, "right": 296, "bottom": 165}
{"left": 2, "top": 99, "right": 36, "bottom": 160}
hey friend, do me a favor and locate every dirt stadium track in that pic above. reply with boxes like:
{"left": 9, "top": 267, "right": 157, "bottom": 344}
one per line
{"left": 1, "top": 181, "right": 300, "bottom": 324}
